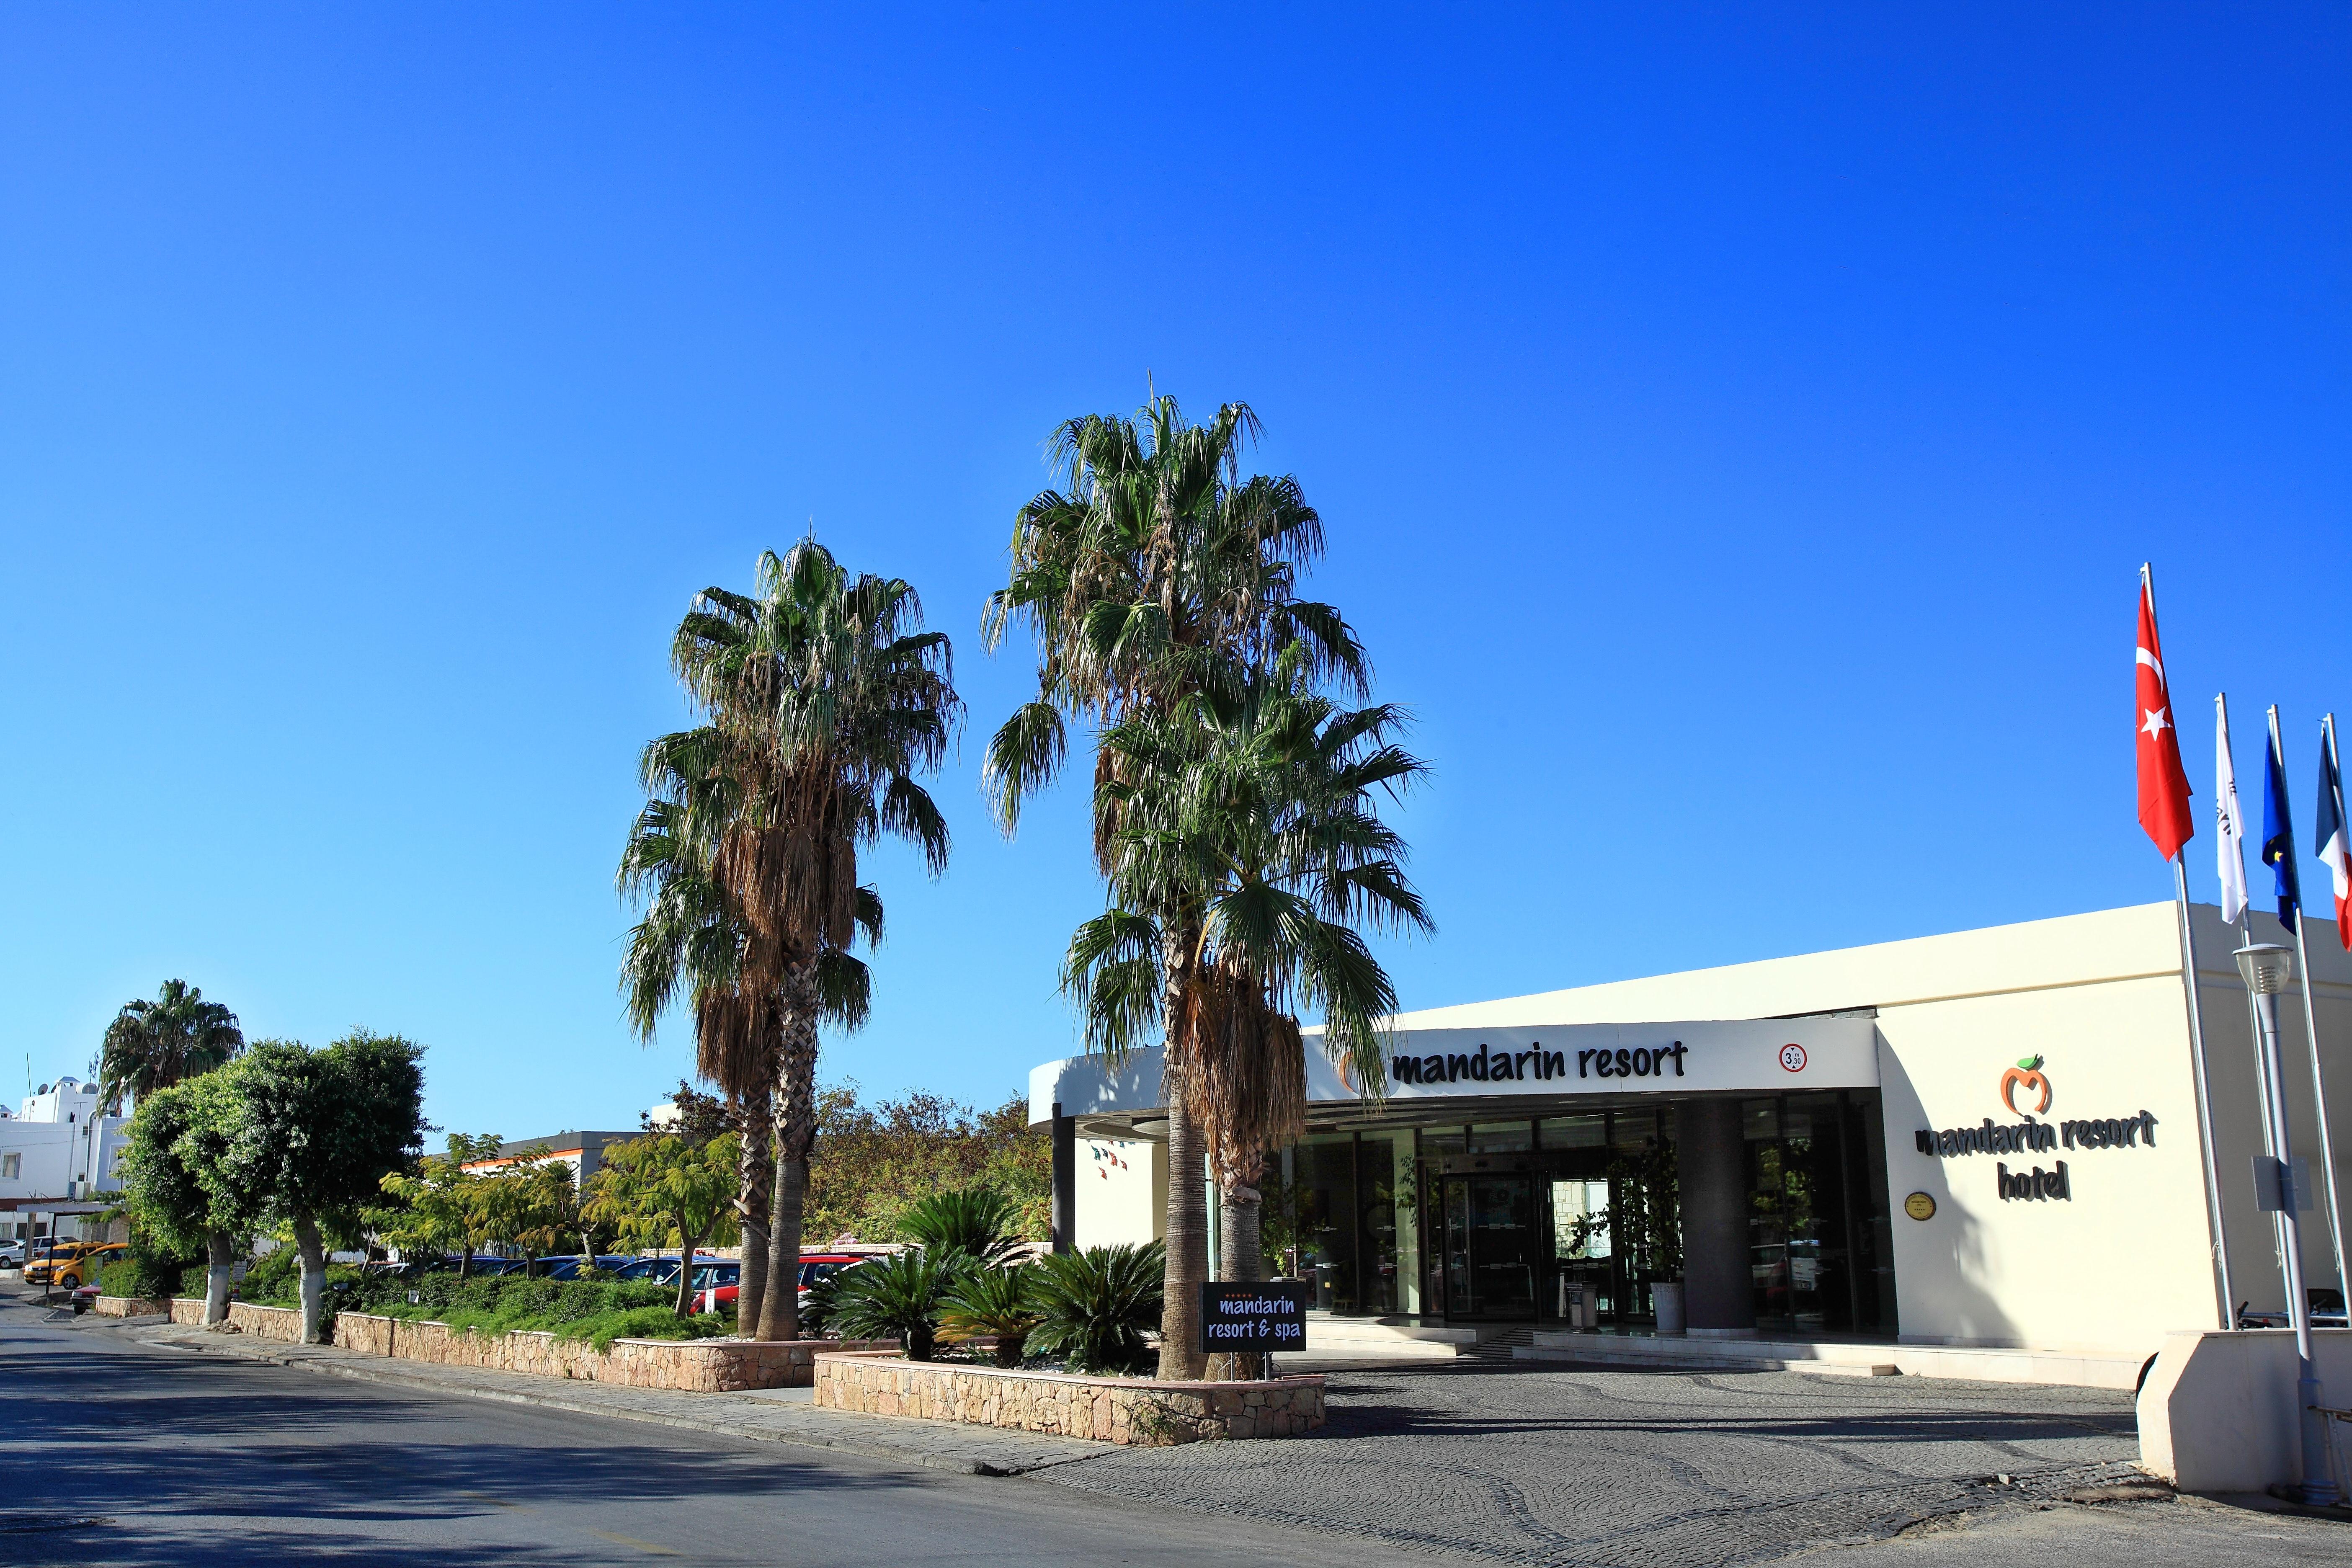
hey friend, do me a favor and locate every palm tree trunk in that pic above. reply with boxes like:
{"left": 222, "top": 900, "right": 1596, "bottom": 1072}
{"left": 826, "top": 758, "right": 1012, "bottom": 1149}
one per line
{"left": 732, "top": 1078, "right": 774, "bottom": 1338}
{"left": 1207, "top": 1155, "right": 1266, "bottom": 1380}
{"left": 291, "top": 1215, "right": 328, "bottom": 1345}
{"left": 1158, "top": 926, "right": 1208, "bottom": 1382}
{"left": 756, "top": 964, "right": 822, "bottom": 1343}
{"left": 203, "top": 1230, "right": 235, "bottom": 1326}
{"left": 674, "top": 1218, "right": 703, "bottom": 1318}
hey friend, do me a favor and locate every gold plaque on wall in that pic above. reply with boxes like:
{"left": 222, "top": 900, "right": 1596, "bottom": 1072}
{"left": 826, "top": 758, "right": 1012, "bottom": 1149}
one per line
{"left": 1903, "top": 1191, "right": 1937, "bottom": 1222}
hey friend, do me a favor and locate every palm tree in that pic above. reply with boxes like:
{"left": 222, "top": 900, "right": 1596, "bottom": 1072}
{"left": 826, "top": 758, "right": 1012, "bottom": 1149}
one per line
{"left": 984, "top": 394, "right": 1365, "bottom": 1378}
{"left": 620, "top": 749, "right": 883, "bottom": 1335}
{"left": 1071, "top": 654, "right": 1430, "bottom": 1372}
{"left": 668, "top": 540, "right": 957, "bottom": 1341}
{"left": 97, "top": 980, "right": 245, "bottom": 1114}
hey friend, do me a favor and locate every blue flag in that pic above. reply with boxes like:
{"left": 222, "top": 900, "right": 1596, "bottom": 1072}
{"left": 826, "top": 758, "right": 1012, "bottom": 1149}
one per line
{"left": 2263, "top": 723, "right": 2302, "bottom": 931}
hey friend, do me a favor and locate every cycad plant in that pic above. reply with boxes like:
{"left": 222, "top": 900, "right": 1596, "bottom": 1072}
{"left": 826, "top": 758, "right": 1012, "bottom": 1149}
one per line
{"left": 985, "top": 395, "right": 1364, "bottom": 1379}
{"left": 895, "top": 1187, "right": 1023, "bottom": 1267}
{"left": 940, "top": 1264, "right": 1041, "bottom": 1367}
{"left": 1024, "top": 1242, "right": 1165, "bottom": 1376}
{"left": 828, "top": 1248, "right": 971, "bottom": 1361}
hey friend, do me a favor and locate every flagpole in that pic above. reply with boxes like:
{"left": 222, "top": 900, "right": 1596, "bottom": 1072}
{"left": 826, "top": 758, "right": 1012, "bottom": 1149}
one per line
{"left": 2148, "top": 564, "right": 2235, "bottom": 1331}
{"left": 2276, "top": 705, "right": 2350, "bottom": 1312}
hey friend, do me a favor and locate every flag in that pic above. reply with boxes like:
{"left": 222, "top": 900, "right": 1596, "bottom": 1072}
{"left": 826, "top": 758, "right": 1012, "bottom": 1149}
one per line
{"left": 2318, "top": 717, "right": 2350, "bottom": 950}
{"left": 2216, "top": 696, "right": 2250, "bottom": 925}
{"left": 2262, "top": 715, "right": 2302, "bottom": 932}
{"left": 2136, "top": 575, "right": 2195, "bottom": 860}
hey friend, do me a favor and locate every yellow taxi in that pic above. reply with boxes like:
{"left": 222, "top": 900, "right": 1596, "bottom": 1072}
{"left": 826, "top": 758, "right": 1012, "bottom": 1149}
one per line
{"left": 28, "top": 1241, "right": 124, "bottom": 1289}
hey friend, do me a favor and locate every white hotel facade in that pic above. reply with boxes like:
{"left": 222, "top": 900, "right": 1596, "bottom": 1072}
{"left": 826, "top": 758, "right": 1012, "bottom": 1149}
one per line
{"left": 1032, "top": 902, "right": 2352, "bottom": 1366}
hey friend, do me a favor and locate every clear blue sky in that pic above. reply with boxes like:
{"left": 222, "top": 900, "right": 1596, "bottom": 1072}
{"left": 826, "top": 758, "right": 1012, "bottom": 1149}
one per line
{"left": 4, "top": 7, "right": 2346, "bottom": 1137}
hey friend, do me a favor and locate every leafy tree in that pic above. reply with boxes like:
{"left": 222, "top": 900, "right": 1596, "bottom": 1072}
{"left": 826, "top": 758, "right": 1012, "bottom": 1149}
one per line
{"left": 113, "top": 1070, "right": 251, "bottom": 1324}
{"left": 1024, "top": 1243, "right": 1165, "bottom": 1375}
{"left": 97, "top": 979, "right": 245, "bottom": 1115}
{"left": 584, "top": 1127, "right": 743, "bottom": 1317}
{"left": 984, "top": 395, "right": 1366, "bottom": 1377}
{"left": 804, "top": 1085, "right": 1048, "bottom": 1244}
{"left": 223, "top": 1032, "right": 426, "bottom": 1342}
{"left": 658, "top": 540, "right": 958, "bottom": 1341}
{"left": 478, "top": 1151, "right": 579, "bottom": 1270}
{"left": 375, "top": 1133, "right": 504, "bottom": 1275}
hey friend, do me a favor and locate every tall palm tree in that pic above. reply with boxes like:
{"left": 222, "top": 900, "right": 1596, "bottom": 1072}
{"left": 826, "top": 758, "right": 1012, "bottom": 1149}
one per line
{"left": 620, "top": 747, "right": 881, "bottom": 1338}
{"left": 670, "top": 541, "right": 957, "bottom": 1341}
{"left": 97, "top": 980, "right": 245, "bottom": 1114}
{"left": 1070, "top": 653, "right": 1430, "bottom": 1364}
{"left": 984, "top": 395, "right": 1366, "bottom": 1378}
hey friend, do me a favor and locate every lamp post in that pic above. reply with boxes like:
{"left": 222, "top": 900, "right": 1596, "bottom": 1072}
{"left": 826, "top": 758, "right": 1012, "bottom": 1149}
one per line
{"left": 2236, "top": 941, "right": 2339, "bottom": 1506}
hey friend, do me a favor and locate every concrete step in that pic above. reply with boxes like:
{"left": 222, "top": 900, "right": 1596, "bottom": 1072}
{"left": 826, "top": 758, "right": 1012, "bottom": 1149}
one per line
{"left": 1514, "top": 1329, "right": 2150, "bottom": 1389}
{"left": 1302, "top": 1318, "right": 1477, "bottom": 1359}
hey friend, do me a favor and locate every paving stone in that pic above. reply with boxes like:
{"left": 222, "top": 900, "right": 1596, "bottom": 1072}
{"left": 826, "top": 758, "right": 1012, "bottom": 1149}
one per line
{"left": 1039, "top": 1360, "right": 2146, "bottom": 1567}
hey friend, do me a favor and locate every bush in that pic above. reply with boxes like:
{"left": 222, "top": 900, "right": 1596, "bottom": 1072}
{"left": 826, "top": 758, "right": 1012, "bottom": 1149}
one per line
{"left": 98, "top": 1259, "right": 147, "bottom": 1300}
{"left": 125, "top": 1231, "right": 199, "bottom": 1300}
{"left": 940, "top": 1264, "right": 1040, "bottom": 1367}
{"left": 1025, "top": 1242, "right": 1163, "bottom": 1376}
{"left": 895, "top": 1189, "right": 1024, "bottom": 1266}
{"left": 829, "top": 1249, "right": 970, "bottom": 1360}
{"left": 338, "top": 1271, "right": 727, "bottom": 1351}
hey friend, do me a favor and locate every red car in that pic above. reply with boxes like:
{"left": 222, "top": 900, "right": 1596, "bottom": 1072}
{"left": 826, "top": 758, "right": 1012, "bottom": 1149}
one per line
{"left": 689, "top": 1254, "right": 872, "bottom": 1318}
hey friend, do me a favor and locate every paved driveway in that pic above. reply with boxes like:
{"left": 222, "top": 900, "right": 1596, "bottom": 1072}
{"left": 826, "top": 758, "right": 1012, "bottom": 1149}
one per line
{"left": 1044, "top": 1359, "right": 2150, "bottom": 1566}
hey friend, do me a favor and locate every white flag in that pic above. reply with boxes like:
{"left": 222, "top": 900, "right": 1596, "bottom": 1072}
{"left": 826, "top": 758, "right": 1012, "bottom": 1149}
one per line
{"left": 2216, "top": 694, "right": 2250, "bottom": 924}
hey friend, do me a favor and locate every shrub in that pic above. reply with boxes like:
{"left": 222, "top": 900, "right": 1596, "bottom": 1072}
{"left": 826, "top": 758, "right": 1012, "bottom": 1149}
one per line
{"left": 97, "top": 1259, "right": 146, "bottom": 1300}
{"left": 828, "top": 1249, "right": 970, "bottom": 1361}
{"left": 894, "top": 1188, "right": 1023, "bottom": 1266}
{"left": 1025, "top": 1242, "right": 1163, "bottom": 1376}
{"left": 940, "top": 1264, "right": 1040, "bottom": 1367}
{"left": 336, "top": 1271, "right": 724, "bottom": 1351}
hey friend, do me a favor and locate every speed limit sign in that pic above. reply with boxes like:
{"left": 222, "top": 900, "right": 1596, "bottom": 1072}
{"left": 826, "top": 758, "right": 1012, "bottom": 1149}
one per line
{"left": 1779, "top": 1042, "right": 1807, "bottom": 1073}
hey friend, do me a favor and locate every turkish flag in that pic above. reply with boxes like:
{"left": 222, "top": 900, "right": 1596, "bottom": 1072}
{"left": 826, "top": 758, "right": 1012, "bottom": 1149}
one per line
{"left": 2137, "top": 578, "right": 2195, "bottom": 861}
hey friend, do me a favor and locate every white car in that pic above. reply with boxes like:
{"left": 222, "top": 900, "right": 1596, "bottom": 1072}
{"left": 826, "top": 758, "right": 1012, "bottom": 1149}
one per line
{"left": 0, "top": 1241, "right": 24, "bottom": 1266}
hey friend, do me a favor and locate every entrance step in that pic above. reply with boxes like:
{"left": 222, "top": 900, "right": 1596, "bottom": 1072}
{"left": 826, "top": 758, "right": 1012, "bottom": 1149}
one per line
{"left": 1513, "top": 1330, "right": 2151, "bottom": 1389}
{"left": 1461, "top": 1326, "right": 1536, "bottom": 1363}
{"left": 1300, "top": 1315, "right": 1476, "bottom": 1359}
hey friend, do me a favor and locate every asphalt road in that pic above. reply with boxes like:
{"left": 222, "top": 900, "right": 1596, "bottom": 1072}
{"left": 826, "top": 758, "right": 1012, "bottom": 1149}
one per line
{"left": 0, "top": 1297, "right": 1429, "bottom": 1568}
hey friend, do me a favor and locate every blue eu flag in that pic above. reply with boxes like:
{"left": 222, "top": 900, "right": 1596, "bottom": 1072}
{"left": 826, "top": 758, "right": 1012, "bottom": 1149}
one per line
{"left": 2263, "top": 725, "right": 2303, "bottom": 931}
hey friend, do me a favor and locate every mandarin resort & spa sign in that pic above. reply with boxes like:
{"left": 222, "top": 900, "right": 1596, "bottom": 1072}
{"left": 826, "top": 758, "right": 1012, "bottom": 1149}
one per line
{"left": 1913, "top": 1056, "right": 2159, "bottom": 1203}
{"left": 1202, "top": 1282, "right": 1309, "bottom": 1351}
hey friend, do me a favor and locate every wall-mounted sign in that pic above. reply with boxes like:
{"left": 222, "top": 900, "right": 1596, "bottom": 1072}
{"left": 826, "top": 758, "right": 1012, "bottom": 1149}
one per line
{"left": 1999, "top": 1055, "right": 2053, "bottom": 1115}
{"left": 1911, "top": 1055, "right": 2156, "bottom": 1204}
{"left": 1903, "top": 1191, "right": 1936, "bottom": 1221}
{"left": 1201, "top": 1282, "right": 1308, "bottom": 1351}
{"left": 1779, "top": 1042, "right": 1808, "bottom": 1073}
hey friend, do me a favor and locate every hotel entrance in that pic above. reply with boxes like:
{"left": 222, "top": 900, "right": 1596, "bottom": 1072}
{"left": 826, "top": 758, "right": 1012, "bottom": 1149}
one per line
{"left": 1439, "top": 1174, "right": 1539, "bottom": 1320}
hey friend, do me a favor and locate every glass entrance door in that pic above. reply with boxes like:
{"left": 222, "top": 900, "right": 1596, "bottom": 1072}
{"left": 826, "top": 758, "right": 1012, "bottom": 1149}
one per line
{"left": 1441, "top": 1175, "right": 1538, "bottom": 1319}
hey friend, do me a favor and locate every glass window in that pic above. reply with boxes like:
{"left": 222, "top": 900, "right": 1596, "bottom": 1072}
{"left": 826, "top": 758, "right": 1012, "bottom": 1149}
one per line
{"left": 1469, "top": 1122, "right": 1532, "bottom": 1154}
{"left": 1358, "top": 1132, "right": 1419, "bottom": 1314}
{"left": 1550, "top": 1179, "right": 1611, "bottom": 1259}
{"left": 1294, "top": 1135, "right": 1360, "bottom": 1315}
{"left": 1539, "top": 1114, "right": 1605, "bottom": 1149}
{"left": 1611, "top": 1109, "right": 1658, "bottom": 1148}
{"left": 1743, "top": 1099, "right": 1780, "bottom": 1140}
{"left": 1421, "top": 1127, "right": 1466, "bottom": 1158}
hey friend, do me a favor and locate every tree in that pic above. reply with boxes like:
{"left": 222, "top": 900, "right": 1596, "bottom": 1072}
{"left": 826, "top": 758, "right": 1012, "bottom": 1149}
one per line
{"left": 114, "top": 1073, "right": 248, "bottom": 1324}
{"left": 479, "top": 1151, "right": 580, "bottom": 1270}
{"left": 983, "top": 394, "right": 1365, "bottom": 1378}
{"left": 97, "top": 979, "right": 244, "bottom": 1115}
{"left": 374, "top": 1133, "right": 503, "bottom": 1275}
{"left": 585, "top": 1127, "right": 744, "bottom": 1317}
{"left": 223, "top": 1032, "right": 427, "bottom": 1343}
{"left": 803, "top": 1085, "right": 1049, "bottom": 1244}
{"left": 1078, "top": 652, "right": 1430, "bottom": 1354}
{"left": 661, "top": 540, "right": 959, "bottom": 1341}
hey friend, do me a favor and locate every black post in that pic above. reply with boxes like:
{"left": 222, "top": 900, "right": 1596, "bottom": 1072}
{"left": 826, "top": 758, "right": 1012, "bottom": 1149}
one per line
{"left": 1679, "top": 1098, "right": 1755, "bottom": 1336}
{"left": 1051, "top": 1102, "right": 1076, "bottom": 1255}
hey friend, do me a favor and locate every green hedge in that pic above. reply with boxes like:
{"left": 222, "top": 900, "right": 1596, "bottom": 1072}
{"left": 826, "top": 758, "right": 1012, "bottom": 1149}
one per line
{"left": 343, "top": 1271, "right": 730, "bottom": 1352}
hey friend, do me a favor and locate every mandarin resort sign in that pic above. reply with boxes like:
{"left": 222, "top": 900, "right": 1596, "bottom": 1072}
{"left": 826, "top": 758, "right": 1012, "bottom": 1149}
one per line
{"left": 1390, "top": 1040, "right": 1691, "bottom": 1084}
{"left": 1913, "top": 1056, "right": 2158, "bottom": 1203}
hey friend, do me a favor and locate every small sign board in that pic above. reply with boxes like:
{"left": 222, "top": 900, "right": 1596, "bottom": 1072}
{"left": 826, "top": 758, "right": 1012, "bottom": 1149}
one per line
{"left": 1200, "top": 1281, "right": 1309, "bottom": 1351}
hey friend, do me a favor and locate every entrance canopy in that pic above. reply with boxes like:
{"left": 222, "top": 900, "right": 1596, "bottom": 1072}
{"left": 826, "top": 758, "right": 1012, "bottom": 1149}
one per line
{"left": 1029, "top": 1016, "right": 1880, "bottom": 1133}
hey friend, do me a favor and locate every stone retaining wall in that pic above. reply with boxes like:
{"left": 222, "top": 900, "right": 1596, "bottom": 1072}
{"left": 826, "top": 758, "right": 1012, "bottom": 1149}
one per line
{"left": 332, "top": 1312, "right": 891, "bottom": 1392}
{"left": 92, "top": 1295, "right": 173, "bottom": 1318}
{"left": 811, "top": 1350, "right": 1324, "bottom": 1444}
{"left": 163, "top": 1299, "right": 307, "bottom": 1341}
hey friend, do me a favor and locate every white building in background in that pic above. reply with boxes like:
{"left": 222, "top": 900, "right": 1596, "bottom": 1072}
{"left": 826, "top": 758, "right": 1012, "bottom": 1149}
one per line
{"left": 1033, "top": 902, "right": 2352, "bottom": 1375}
{"left": 0, "top": 1075, "right": 131, "bottom": 1243}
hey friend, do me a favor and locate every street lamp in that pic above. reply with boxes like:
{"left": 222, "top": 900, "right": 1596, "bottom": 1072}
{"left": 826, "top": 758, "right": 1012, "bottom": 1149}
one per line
{"left": 2234, "top": 941, "right": 2340, "bottom": 1506}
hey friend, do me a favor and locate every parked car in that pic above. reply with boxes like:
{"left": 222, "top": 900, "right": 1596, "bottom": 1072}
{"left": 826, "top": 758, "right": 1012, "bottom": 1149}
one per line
{"left": 688, "top": 1261, "right": 743, "bottom": 1314}
{"left": 26, "top": 1240, "right": 104, "bottom": 1287}
{"left": 0, "top": 1239, "right": 25, "bottom": 1266}
{"left": 534, "top": 1255, "right": 633, "bottom": 1281}
{"left": 611, "top": 1253, "right": 720, "bottom": 1287}
{"left": 48, "top": 1242, "right": 127, "bottom": 1290}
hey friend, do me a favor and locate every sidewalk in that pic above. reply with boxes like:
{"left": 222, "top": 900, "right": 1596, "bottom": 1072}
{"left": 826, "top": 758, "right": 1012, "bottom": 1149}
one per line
{"left": 59, "top": 1300, "right": 1108, "bottom": 1478}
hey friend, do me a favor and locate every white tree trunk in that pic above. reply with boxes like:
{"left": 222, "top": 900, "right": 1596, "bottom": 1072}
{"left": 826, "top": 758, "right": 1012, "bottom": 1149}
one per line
{"left": 204, "top": 1230, "right": 235, "bottom": 1327}
{"left": 292, "top": 1215, "right": 328, "bottom": 1345}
